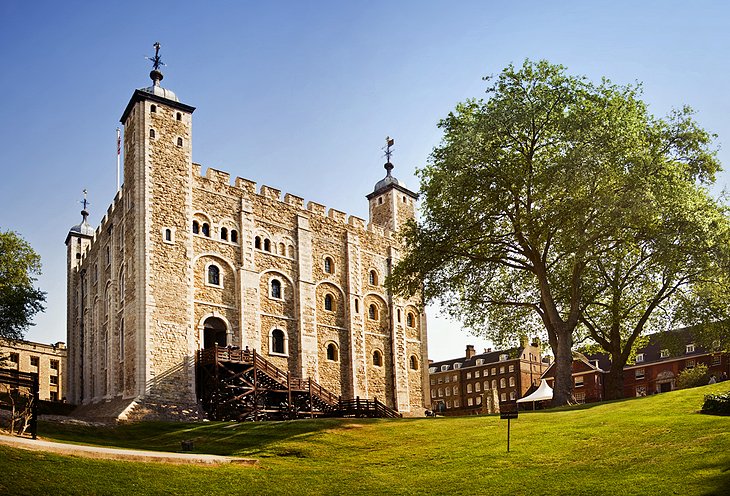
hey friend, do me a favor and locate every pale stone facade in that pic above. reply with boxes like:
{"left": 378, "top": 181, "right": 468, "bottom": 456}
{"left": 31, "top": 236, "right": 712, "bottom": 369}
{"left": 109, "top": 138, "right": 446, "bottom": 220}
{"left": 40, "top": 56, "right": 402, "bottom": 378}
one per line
{"left": 65, "top": 67, "right": 428, "bottom": 420}
{"left": 0, "top": 339, "right": 66, "bottom": 402}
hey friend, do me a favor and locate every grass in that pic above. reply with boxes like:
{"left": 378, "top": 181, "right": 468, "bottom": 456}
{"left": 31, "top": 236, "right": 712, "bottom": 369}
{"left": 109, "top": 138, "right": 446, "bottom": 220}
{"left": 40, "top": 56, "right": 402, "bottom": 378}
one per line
{"left": 1, "top": 383, "right": 729, "bottom": 496}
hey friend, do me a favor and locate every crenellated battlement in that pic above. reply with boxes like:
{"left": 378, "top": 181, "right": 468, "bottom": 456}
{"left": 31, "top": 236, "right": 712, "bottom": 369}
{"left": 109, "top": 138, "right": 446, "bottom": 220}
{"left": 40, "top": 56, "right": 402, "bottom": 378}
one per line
{"left": 192, "top": 163, "right": 398, "bottom": 236}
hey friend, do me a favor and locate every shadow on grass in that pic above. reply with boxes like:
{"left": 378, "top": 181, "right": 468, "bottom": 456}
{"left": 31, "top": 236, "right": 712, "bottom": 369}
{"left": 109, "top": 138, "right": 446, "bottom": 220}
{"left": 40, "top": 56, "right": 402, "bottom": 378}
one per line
{"left": 701, "top": 459, "right": 730, "bottom": 496}
{"left": 38, "top": 417, "right": 364, "bottom": 456}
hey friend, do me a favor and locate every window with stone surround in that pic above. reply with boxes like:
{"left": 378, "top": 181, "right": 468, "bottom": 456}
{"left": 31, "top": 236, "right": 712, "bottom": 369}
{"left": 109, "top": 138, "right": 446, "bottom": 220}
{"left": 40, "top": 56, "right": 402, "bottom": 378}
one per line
{"left": 410, "top": 355, "right": 418, "bottom": 370}
{"left": 30, "top": 356, "right": 39, "bottom": 367}
{"left": 264, "top": 239, "right": 271, "bottom": 252}
{"left": 326, "top": 342, "right": 338, "bottom": 361}
{"left": 509, "top": 376, "right": 515, "bottom": 387}
{"left": 368, "top": 304, "right": 378, "bottom": 320}
{"left": 270, "top": 279, "right": 282, "bottom": 299}
{"left": 50, "top": 359, "right": 59, "bottom": 371}
{"left": 369, "top": 270, "right": 378, "bottom": 285}
{"left": 176, "top": 112, "right": 182, "bottom": 121}
{"left": 324, "top": 257, "right": 334, "bottom": 274}
{"left": 406, "top": 312, "right": 415, "bottom": 327}
{"left": 255, "top": 236, "right": 261, "bottom": 249}
{"left": 324, "top": 293, "right": 334, "bottom": 311}
{"left": 354, "top": 298, "right": 360, "bottom": 314}
{"left": 151, "top": 104, "right": 157, "bottom": 113}
{"left": 177, "top": 137, "right": 183, "bottom": 147}
{"left": 500, "top": 392, "right": 507, "bottom": 402}
{"left": 149, "top": 128, "right": 156, "bottom": 139}
{"left": 202, "top": 223, "right": 210, "bottom": 237}
{"left": 164, "top": 228, "right": 172, "bottom": 243}
{"left": 500, "top": 378, "right": 506, "bottom": 388}
{"left": 373, "top": 350, "right": 383, "bottom": 367}
{"left": 231, "top": 230, "right": 238, "bottom": 244}
{"left": 207, "top": 264, "right": 221, "bottom": 287}
{"left": 193, "top": 221, "right": 200, "bottom": 234}
{"left": 221, "top": 227, "right": 228, "bottom": 241}
{"left": 270, "top": 329, "right": 287, "bottom": 356}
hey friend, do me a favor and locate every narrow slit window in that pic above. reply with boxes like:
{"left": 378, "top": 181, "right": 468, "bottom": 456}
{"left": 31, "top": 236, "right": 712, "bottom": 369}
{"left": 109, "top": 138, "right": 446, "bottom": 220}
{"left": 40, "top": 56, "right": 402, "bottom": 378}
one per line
{"left": 149, "top": 128, "right": 156, "bottom": 139}
{"left": 230, "top": 230, "right": 238, "bottom": 243}
{"left": 221, "top": 227, "right": 228, "bottom": 241}
{"left": 193, "top": 220, "right": 199, "bottom": 234}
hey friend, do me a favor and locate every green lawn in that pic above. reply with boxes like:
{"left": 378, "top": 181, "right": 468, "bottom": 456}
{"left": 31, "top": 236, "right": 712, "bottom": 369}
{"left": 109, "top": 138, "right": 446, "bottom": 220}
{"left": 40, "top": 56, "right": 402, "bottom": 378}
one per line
{"left": 1, "top": 383, "right": 729, "bottom": 496}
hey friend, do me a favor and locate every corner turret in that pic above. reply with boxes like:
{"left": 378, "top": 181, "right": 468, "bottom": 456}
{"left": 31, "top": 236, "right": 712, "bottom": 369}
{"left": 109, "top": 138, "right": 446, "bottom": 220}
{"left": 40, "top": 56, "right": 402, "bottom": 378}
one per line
{"left": 366, "top": 137, "right": 418, "bottom": 231}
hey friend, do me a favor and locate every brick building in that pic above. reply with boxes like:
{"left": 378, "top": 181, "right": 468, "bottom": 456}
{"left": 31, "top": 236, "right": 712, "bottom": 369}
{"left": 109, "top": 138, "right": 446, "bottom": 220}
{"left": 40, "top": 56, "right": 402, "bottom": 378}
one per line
{"left": 427, "top": 341, "right": 546, "bottom": 415}
{"left": 541, "top": 353, "right": 604, "bottom": 404}
{"left": 0, "top": 339, "right": 66, "bottom": 402}
{"left": 65, "top": 50, "right": 427, "bottom": 420}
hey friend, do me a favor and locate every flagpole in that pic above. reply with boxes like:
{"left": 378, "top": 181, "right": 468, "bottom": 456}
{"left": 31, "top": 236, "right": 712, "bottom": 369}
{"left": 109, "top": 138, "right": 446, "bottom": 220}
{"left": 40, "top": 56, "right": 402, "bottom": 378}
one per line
{"left": 116, "top": 127, "right": 121, "bottom": 192}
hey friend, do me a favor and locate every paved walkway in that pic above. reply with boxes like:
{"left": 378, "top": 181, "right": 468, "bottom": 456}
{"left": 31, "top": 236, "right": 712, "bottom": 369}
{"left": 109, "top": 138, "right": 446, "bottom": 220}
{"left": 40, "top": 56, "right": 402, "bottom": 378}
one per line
{"left": 0, "top": 434, "right": 258, "bottom": 466}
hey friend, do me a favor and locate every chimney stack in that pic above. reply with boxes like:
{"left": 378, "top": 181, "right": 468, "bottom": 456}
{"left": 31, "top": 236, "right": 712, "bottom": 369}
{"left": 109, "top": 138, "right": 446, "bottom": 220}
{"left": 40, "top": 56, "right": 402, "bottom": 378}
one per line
{"left": 465, "top": 345, "right": 476, "bottom": 359}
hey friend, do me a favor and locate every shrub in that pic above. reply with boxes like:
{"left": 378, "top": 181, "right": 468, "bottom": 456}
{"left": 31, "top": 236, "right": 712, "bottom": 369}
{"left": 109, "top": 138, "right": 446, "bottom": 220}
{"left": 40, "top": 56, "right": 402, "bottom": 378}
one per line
{"left": 676, "top": 364, "right": 709, "bottom": 389}
{"left": 701, "top": 392, "right": 730, "bottom": 415}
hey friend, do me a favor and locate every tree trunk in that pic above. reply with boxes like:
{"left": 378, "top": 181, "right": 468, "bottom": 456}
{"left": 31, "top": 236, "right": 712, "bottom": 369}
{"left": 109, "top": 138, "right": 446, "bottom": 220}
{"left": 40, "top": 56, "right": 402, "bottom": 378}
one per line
{"left": 551, "top": 330, "right": 574, "bottom": 406}
{"left": 604, "top": 354, "right": 626, "bottom": 400}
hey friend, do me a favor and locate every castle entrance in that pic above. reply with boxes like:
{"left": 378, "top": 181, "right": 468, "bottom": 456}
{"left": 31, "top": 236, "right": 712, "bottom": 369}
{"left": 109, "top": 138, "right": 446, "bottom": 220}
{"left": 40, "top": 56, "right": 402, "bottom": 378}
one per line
{"left": 203, "top": 317, "right": 227, "bottom": 349}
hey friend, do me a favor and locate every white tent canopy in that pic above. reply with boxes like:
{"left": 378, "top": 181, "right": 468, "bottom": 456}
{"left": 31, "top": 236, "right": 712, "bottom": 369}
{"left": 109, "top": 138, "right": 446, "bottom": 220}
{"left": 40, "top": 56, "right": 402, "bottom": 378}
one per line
{"left": 516, "top": 379, "right": 554, "bottom": 403}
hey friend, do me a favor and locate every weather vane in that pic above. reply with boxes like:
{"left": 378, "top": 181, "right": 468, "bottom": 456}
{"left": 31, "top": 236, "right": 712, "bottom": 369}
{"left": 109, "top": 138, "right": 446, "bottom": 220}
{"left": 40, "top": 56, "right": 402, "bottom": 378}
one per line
{"left": 146, "top": 42, "right": 165, "bottom": 71}
{"left": 383, "top": 136, "right": 395, "bottom": 163}
{"left": 80, "top": 189, "right": 90, "bottom": 212}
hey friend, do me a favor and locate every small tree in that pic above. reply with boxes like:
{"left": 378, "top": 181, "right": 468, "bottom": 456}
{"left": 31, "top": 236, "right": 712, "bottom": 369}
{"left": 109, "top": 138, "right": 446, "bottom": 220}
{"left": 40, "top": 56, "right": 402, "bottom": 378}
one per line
{"left": 676, "top": 364, "right": 710, "bottom": 389}
{"left": 0, "top": 230, "right": 46, "bottom": 340}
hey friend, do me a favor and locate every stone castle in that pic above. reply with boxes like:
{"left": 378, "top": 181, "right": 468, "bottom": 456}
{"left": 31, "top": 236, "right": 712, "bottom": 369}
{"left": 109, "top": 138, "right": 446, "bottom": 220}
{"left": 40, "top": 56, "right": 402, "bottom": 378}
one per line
{"left": 65, "top": 52, "right": 428, "bottom": 420}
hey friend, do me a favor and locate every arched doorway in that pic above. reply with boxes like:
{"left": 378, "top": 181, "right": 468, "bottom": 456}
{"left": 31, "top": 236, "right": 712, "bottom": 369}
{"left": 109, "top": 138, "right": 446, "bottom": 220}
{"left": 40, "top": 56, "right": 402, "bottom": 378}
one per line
{"left": 203, "top": 317, "right": 228, "bottom": 349}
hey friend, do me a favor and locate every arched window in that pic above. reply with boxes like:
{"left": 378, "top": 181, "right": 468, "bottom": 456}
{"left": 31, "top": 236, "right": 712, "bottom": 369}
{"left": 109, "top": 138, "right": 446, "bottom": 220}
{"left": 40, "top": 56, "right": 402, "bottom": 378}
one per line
{"left": 207, "top": 265, "right": 220, "bottom": 286}
{"left": 118, "top": 269, "right": 125, "bottom": 301}
{"left": 165, "top": 228, "right": 172, "bottom": 242}
{"left": 368, "top": 304, "right": 378, "bottom": 320}
{"left": 149, "top": 128, "right": 155, "bottom": 138}
{"left": 410, "top": 355, "right": 418, "bottom": 370}
{"left": 231, "top": 230, "right": 238, "bottom": 243}
{"left": 271, "top": 329, "right": 286, "bottom": 355}
{"left": 203, "top": 316, "right": 227, "bottom": 349}
{"left": 177, "top": 137, "right": 183, "bottom": 147}
{"left": 407, "top": 312, "right": 415, "bottom": 327}
{"left": 324, "top": 257, "right": 333, "bottom": 274}
{"left": 509, "top": 376, "right": 516, "bottom": 387}
{"left": 150, "top": 104, "right": 157, "bottom": 113}
{"left": 324, "top": 294, "right": 334, "bottom": 311}
{"left": 369, "top": 270, "right": 378, "bottom": 285}
{"left": 270, "top": 279, "right": 282, "bottom": 299}
{"left": 287, "top": 245, "right": 294, "bottom": 258}
{"left": 327, "top": 343, "right": 338, "bottom": 361}
{"left": 193, "top": 221, "right": 199, "bottom": 234}
{"left": 278, "top": 242, "right": 285, "bottom": 255}
{"left": 255, "top": 236, "right": 261, "bottom": 249}
{"left": 373, "top": 350, "right": 383, "bottom": 367}
{"left": 354, "top": 298, "right": 359, "bottom": 314}
{"left": 500, "top": 378, "right": 506, "bottom": 389}
{"left": 202, "top": 223, "right": 210, "bottom": 237}
{"left": 176, "top": 112, "right": 182, "bottom": 121}
{"left": 221, "top": 227, "right": 228, "bottom": 241}
{"left": 492, "top": 379, "right": 497, "bottom": 390}
{"left": 264, "top": 239, "right": 271, "bottom": 252}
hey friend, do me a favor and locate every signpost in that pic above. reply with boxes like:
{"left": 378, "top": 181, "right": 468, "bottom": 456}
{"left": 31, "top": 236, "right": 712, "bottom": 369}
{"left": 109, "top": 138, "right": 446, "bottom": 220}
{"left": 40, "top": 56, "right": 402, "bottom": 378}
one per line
{"left": 500, "top": 404, "right": 519, "bottom": 452}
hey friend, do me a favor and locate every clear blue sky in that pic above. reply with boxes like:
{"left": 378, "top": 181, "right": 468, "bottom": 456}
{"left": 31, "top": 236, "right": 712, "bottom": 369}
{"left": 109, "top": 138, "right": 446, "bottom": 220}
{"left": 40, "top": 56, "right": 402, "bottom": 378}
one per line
{"left": 1, "top": 1, "right": 728, "bottom": 361}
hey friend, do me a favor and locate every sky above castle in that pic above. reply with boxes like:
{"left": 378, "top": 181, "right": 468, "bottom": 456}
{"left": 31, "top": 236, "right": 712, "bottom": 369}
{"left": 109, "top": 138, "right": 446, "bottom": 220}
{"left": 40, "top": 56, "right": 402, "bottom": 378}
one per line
{"left": 1, "top": 1, "right": 728, "bottom": 361}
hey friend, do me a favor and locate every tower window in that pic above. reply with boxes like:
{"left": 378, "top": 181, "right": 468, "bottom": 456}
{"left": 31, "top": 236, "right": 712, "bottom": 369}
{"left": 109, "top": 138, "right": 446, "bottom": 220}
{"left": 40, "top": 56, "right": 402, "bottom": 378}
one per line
{"left": 397, "top": 309, "right": 401, "bottom": 323}
{"left": 373, "top": 350, "right": 383, "bottom": 367}
{"left": 407, "top": 312, "right": 415, "bottom": 327}
{"left": 264, "top": 239, "right": 271, "bottom": 252}
{"left": 354, "top": 298, "right": 359, "bottom": 314}
{"left": 324, "top": 257, "right": 334, "bottom": 274}
{"left": 410, "top": 355, "right": 419, "bottom": 370}
{"left": 149, "top": 128, "right": 156, "bottom": 139}
{"left": 327, "top": 343, "right": 338, "bottom": 361}
{"left": 221, "top": 227, "right": 228, "bottom": 241}
{"left": 324, "top": 294, "right": 334, "bottom": 311}
{"left": 369, "top": 270, "right": 378, "bottom": 285}
{"left": 193, "top": 220, "right": 199, "bottom": 234}
{"left": 368, "top": 304, "right": 378, "bottom": 320}
{"left": 207, "top": 265, "right": 220, "bottom": 286}
{"left": 270, "top": 279, "right": 282, "bottom": 299}
{"left": 165, "top": 228, "right": 172, "bottom": 242}
{"left": 230, "top": 230, "right": 238, "bottom": 243}
{"left": 403, "top": 196, "right": 407, "bottom": 203}
{"left": 378, "top": 197, "right": 383, "bottom": 205}
{"left": 176, "top": 112, "right": 182, "bottom": 121}
{"left": 151, "top": 105, "right": 157, "bottom": 113}
{"left": 177, "top": 137, "right": 183, "bottom": 147}
{"left": 255, "top": 236, "right": 261, "bottom": 249}
{"left": 271, "top": 329, "right": 286, "bottom": 355}
{"left": 202, "top": 223, "right": 210, "bottom": 237}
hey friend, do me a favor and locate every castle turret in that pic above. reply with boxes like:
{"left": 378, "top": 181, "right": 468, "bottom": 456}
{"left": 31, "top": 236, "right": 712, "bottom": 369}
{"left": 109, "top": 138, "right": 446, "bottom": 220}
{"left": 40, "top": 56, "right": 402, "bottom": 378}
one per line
{"left": 366, "top": 138, "right": 418, "bottom": 231}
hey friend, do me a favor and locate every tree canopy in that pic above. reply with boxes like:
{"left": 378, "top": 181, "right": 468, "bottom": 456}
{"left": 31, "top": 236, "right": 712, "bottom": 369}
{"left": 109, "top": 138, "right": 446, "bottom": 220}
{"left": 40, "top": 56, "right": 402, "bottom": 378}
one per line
{"left": 387, "top": 60, "right": 725, "bottom": 405}
{"left": 0, "top": 230, "right": 46, "bottom": 340}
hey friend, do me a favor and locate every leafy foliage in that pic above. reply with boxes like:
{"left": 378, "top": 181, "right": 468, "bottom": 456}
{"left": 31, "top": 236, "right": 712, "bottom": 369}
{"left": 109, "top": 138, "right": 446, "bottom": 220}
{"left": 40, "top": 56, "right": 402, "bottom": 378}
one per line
{"left": 676, "top": 364, "right": 710, "bottom": 389}
{"left": 0, "top": 230, "right": 46, "bottom": 339}
{"left": 388, "top": 59, "right": 727, "bottom": 405}
{"left": 702, "top": 391, "right": 730, "bottom": 415}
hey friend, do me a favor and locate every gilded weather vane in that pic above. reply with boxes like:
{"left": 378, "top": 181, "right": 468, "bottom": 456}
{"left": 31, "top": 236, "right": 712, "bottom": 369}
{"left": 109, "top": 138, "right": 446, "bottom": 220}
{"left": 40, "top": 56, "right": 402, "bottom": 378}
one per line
{"left": 383, "top": 136, "right": 395, "bottom": 163}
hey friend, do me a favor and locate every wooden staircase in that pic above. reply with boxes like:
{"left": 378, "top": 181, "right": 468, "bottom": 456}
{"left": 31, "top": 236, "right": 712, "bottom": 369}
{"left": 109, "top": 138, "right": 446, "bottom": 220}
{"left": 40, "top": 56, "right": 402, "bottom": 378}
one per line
{"left": 196, "top": 346, "right": 401, "bottom": 421}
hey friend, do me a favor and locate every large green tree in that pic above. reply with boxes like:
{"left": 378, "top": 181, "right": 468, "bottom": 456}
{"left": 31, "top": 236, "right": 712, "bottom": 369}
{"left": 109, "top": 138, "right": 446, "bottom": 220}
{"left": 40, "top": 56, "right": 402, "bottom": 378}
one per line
{"left": 0, "top": 230, "right": 46, "bottom": 340}
{"left": 578, "top": 155, "right": 730, "bottom": 399}
{"left": 388, "top": 60, "right": 721, "bottom": 406}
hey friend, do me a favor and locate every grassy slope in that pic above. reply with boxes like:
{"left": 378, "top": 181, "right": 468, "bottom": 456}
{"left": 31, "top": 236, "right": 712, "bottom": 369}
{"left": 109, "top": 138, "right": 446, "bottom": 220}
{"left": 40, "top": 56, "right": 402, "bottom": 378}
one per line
{"left": 1, "top": 383, "right": 729, "bottom": 496}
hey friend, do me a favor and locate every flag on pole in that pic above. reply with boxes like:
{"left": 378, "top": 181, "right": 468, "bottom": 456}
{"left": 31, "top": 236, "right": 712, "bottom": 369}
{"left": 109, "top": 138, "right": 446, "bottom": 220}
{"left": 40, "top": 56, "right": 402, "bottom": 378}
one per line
{"left": 117, "top": 128, "right": 121, "bottom": 155}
